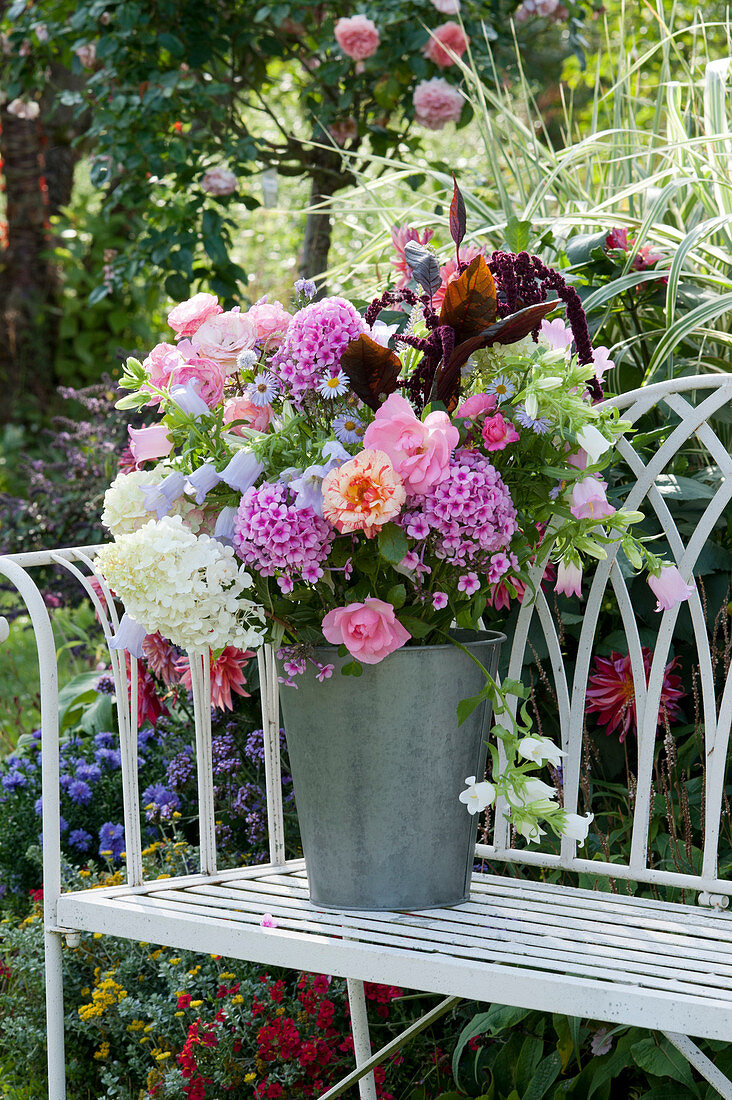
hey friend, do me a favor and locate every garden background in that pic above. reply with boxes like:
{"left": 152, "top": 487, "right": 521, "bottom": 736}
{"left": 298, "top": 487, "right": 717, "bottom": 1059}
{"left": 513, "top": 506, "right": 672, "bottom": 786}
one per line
{"left": 1, "top": 0, "right": 731, "bottom": 1097}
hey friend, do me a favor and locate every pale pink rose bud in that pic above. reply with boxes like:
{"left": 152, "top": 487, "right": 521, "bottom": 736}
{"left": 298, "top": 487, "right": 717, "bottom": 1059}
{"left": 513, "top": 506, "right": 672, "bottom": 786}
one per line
{"left": 412, "top": 78, "right": 464, "bottom": 130}
{"left": 167, "top": 292, "right": 223, "bottom": 339}
{"left": 222, "top": 396, "right": 272, "bottom": 435}
{"left": 322, "top": 598, "right": 411, "bottom": 664}
{"left": 363, "top": 392, "right": 458, "bottom": 496}
{"left": 334, "top": 15, "right": 380, "bottom": 61}
{"left": 569, "top": 477, "right": 615, "bottom": 521}
{"left": 431, "top": 0, "right": 461, "bottom": 11}
{"left": 74, "top": 42, "right": 96, "bottom": 68}
{"left": 424, "top": 22, "right": 470, "bottom": 69}
{"left": 7, "top": 98, "right": 40, "bottom": 120}
{"left": 455, "top": 392, "right": 497, "bottom": 420}
{"left": 244, "top": 299, "right": 292, "bottom": 349}
{"left": 648, "top": 565, "right": 695, "bottom": 612}
{"left": 555, "top": 559, "right": 582, "bottom": 598}
{"left": 201, "top": 166, "right": 237, "bottom": 196}
{"left": 191, "top": 310, "right": 257, "bottom": 372}
{"left": 127, "top": 424, "right": 173, "bottom": 464}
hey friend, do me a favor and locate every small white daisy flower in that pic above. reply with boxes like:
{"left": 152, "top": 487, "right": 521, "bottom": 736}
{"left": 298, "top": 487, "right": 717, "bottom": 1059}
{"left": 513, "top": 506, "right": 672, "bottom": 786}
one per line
{"left": 247, "top": 371, "right": 279, "bottom": 407}
{"left": 236, "top": 348, "right": 258, "bottom": 373}
{"left": 486, "top": 376, "right": 515, "bottom": 403}
{"left": 333, "top": 412, "right": 364, "bottom": 445}
{"left": 317, "top": 369, "right": 348, "bottom": 400}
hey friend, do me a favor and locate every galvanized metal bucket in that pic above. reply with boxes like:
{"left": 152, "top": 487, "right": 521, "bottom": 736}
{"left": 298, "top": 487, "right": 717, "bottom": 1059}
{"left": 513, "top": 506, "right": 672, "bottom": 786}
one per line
{"left": 279, "top": 630, "right": 504, "bottom": 911}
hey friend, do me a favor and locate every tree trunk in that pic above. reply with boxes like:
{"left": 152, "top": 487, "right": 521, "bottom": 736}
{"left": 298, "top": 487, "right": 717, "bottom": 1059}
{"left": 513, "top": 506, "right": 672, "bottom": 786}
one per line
{"left": 299, "top": 147, "right": 352, "bottom": 298}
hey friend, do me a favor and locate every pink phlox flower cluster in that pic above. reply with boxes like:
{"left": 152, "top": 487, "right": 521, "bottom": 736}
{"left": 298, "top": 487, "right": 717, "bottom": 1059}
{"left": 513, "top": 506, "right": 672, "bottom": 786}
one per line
{"left": 415, "top": 449, "right": 518, "bottom": 566}
{"left": 276, "top": 645, "right": 335, "bottom": 689}
{"left": 233, "top": 482, "right": 334, "bottom": 593}
{"left": 270, "top": 296, "right": 366, "bottom": 405}
{"left": 391, "top": 224, "right": 435, "bottom": 288}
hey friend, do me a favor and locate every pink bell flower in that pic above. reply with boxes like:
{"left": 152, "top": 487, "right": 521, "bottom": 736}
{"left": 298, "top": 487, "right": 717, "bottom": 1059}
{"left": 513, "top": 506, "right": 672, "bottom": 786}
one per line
{"left": 569, "top": 477, "right": 615, "bottom": 521}
{"left": 555, "top": 559, "right": 582, "bottom": 598}
{"left": 127, "top": 424, "right": 173, "bottom": 464}
{"left": 648, "top": 565, "right": 695, "bottom": 612}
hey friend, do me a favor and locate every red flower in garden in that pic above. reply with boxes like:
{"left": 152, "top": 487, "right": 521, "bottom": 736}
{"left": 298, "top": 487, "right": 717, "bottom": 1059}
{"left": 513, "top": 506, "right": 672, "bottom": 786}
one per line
{"left": 134, "top": 658, "right": 169, "bottom": 727}
{"left": 586, "top": 647, "right": 685, "bottom": 742}
{"left": 176, "top": 646, "right": 254, "bottom": 711}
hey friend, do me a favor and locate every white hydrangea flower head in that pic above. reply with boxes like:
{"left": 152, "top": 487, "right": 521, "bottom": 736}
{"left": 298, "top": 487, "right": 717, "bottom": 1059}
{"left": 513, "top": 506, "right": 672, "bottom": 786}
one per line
{"left": 96, "top": 515, "right": 266, "bottom": 651}
{"left": 102, "top": 467, "right": 207, "bottom": 537}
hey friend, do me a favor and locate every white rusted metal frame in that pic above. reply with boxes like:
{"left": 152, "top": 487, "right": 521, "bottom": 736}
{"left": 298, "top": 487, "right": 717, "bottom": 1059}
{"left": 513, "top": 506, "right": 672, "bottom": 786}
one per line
{"left": 1, "top": 374, "right": 730, "bottom": 1099}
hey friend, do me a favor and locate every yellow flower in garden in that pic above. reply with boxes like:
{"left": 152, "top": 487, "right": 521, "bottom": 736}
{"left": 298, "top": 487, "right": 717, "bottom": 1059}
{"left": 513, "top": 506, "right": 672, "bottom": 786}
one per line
{"left": 93, "top": 1041, "right": 110, "bottom": 1061}
{"left": 244, "top": 1073, "right": 256, "bottom": 1083}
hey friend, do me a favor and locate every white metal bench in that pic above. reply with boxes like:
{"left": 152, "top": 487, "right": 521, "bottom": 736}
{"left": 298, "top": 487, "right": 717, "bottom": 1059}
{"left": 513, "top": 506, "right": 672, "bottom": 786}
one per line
{"left": 1, "top": 373, "right": 731, "bottom": 1100}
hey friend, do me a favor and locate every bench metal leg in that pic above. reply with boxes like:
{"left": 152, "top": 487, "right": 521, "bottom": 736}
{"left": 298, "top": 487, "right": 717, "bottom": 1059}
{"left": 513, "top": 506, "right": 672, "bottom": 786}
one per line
{"left": 664, "top": 1033, "right": 732, "bottom": 1100}
{"left": 44, "top": 929, "right": 66, "bottom": 1100}
{"left": 347, "top": 979, "right": 378, "bottom": 1100}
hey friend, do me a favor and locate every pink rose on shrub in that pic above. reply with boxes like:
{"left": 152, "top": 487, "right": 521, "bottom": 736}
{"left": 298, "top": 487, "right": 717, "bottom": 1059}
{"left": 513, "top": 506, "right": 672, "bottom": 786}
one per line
{"left": 412, "top": 77, "right": 464, "bottom": 130}
{"left": 482, "top": 413, "right": 520, "bottom": 451}
{"left": 167, "top": 357, "right": 225, "bottom": 408}
{"left": 363, "top": 393, "right": 459, "bottom": 495}
{"left": 74, "top": 42, "right": 96, "bottom": 67}
{"left": 431, "top": 0, "right": 461, "bottom": 11}
{"left": 191, "top": 310, "right": 257, "bottom": 372}
{"left": 222, "top": 396, "right": 272, "bottom": 434}
{"left": 201, "top": 167, "right": 237, "bottom": 196}
{"left": 456, "top": 392, "right": 497, "bottom": 420}
{"left": 142, "top": 342, "right": 186, "bottom": 401}
{"left": 322, "top": 598, "right": 411, "bottom": 664}
{"left": 245, "top": 299, "right": 292, "bottom": 349}
{"left": 334, "top": 15, "right": 380, "bottom": 61}
{"left": 424, "top": 22, "right": 470, "bottom": 68}
{"left": 167, "top": 293, "right": 223, "bottom": 340}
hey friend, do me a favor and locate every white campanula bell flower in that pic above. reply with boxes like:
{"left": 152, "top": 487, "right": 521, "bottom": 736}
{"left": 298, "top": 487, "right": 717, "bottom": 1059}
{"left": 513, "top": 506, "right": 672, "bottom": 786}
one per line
{"left": 458, "top": 775, "right": 496, "bottom": 816}
{"left": 516, "top": 736, "right": 565, "bottom": 768}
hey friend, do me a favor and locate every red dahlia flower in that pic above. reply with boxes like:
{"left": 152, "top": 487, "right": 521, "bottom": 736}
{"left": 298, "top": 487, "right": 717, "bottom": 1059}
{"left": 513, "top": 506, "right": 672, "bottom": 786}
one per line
{"left": 586, "top": 647, "right": 685, "bottom": 742}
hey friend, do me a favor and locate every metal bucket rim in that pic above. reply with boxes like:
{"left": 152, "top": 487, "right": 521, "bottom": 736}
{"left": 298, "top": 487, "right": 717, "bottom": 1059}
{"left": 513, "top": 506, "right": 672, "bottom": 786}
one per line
{"left": 306, "top": 628, "right": 506, "bottom": 657}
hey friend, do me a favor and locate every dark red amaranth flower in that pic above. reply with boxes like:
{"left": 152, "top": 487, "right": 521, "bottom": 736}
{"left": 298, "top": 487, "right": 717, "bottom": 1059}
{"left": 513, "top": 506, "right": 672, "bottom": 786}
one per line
{"left": 586, "top": 647, "right": 685, "bottom": 742}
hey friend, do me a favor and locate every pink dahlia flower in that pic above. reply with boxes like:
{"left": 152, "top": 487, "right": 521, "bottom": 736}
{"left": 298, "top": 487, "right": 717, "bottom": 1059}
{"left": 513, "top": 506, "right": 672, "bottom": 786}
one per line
{"left": 412, "top": 77, "right": 464, "bottom": 130}
{"left": 363, "top": 393, "right": 459, "bottom": 496}
{"left": 201, "top": 167, "right": 237, "bottom": 196}
{"left": 322, "top": 449, "right": 406, "bottom": 537}
{"left": 244, "top": 299, "right": 292, "bottom": 349}
{"left": 167, "top": 293, "right": 222, "bottom": 340}
{"left": 391, "top": 224, "right": 435, "bottom": 288}
{"left": 648, "top": 565, "right": 695, "bottom": 612}
{"left": 481, "top": 413, "right": 520, "bottom": 452}
{"left": 424, "top": 21, "right": 470, "bottom": 68}
{"left": 191, "top": 310, "right": 257, "bottom": 373}
{"left": 222, "top": 395, "right": 272, "bottom": 434}
{"left": 322, "top": 598, "right": 411, "bottom": 664}
{"left": 586, "top": 647, "right": 685, "bottom": 742}
{"left": 176, "top": 647, "right": 254, "bottom": 711}
{"left": 334, "top": 15, "right": 380, "bottom": 61}
{"left": 142, "top": 632, "right": 179, "bottom": 686}
{"left": 167, "top": 357, "right": 226, "bottom": 408}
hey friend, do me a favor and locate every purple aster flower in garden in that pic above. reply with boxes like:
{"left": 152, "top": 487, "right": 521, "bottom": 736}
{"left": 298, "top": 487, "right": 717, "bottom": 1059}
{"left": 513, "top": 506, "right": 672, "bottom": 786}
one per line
{"left": 141, "top": 782, "right": 180, "bottom": 822}
{"left": 35, "top": 796, "right": 43, "bottom": 815}
{"left": 138, "top": 726, "right": 157, "bottom": 748}
{"left": 333, "top": 412, "right": 364, "bottom": 446}
{"left": 211, "top": 730, "right": 242, "bottom": 777}
{"left": 95, "top": 747, "right": 121, "bottom": 770}
{"left": 95, "top": 674, "right": 116, "bottom": 694}
{"left": 246, "top": 371, "right": 279, "bottom": 407}
{"left": 75, "top": 763, "right": 102, "bottom": 784}
{"left": 67, "top": 779, "right": 93, "bottom": 806}
{"left": 98, "top": 822, "right": 125, "bottom": 861}
{"left": 94, "top": 731, "right": 114, "bottom": 747}
{"left": 69, "top": 829, "right": 93, "bottom": 853}
{"left": 167, "top": 748, "right": 195, "bottom": 789}
{"left": 270, "top": 296, "right": 366, "bottom": 405}
{"left": 2, "top": 771, "right": 28, "bottom": 792}
{"left": 294, "top": 278, "right": 316, "bottom": 300}
{"left": 515, "top": 407, "right": 552, "bottom": 434}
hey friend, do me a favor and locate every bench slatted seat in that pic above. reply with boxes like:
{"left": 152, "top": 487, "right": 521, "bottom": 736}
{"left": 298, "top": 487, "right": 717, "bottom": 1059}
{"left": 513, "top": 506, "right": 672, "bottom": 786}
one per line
{"left": 1, "top": 373, "right": 731, "bottom": 1100}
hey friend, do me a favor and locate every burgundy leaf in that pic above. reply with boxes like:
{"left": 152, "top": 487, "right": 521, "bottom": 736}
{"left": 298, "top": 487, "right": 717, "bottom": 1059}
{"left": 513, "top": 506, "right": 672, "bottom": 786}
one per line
{"left": 341, "top": 334, "right": 402, "bottom": 411}
{"left": 439, "top": 254, "right": 497, "bottom": 344}
{"left": 449, "top": 174, "right": 466, "bottom": 251}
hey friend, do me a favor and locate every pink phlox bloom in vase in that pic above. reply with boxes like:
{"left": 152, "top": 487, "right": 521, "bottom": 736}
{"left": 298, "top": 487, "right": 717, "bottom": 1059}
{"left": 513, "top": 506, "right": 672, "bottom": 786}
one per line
{"left": 167, "top": 293, "right": 222, "bottom": 340}
{"left": 321, "top": 449, "right": 406, "bottom": 537}
{"left": 481, "top": 413, "right": 520, "bottom": 452}
{"left": 363, "top": 393, "right": 459, "bottom": 496}
{"left": 569, "top": 477, "right": 616, "bottom": 520}
{"left": 321, "top": 598, "right": 411, "bottom": 664}
{"left": 424, "top": 21, "right": 470, "bottom": 68}
{"left": 648, "top": 565, "right": 695, "bottom": 612}
{"left": 127, "top": 424, "right": 173, "bottom": 464}
{"left": 334, "top": 14, "right": 380, "bottom": 61}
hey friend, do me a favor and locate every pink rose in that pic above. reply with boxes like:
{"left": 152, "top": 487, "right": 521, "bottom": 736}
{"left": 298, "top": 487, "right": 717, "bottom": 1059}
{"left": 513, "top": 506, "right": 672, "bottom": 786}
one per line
{"left": 424, "top": 22, "right": 470, "bottom": 69}
{"left": 334, "top": 15, "right": 380, "bottom": 61}
{"left": 412, "top": 77, "right": 464, "bottom": 130}
{"left": 127, "top": 424, "right": 173, "bottom": 464}
{"left": 431, "top": 0, "right": 461, "bottom": 11}
{"left": 222, "top": 396, "right": 272, "bottom": 434}
{"left": 648, "top": 565, "right": 695, "bottom": 612}
{"left": 569, "top": 477, "right": 616, "bottom": 521}
{"left": 363, "top": 393, "right": 459, "bottom": 496}
{"left": 201, "top": 167, "right": 237, "bottom": 196}
{"left": 167, "top": 293, "right": 223, "bottom": 340}
{"left": 456, "top": 392, "right": 497, "bottom": 420}
{"left": 244, "top": 299, "right": 292, "bottom": 349}
{"left": 142, "top": 342, "right": 186, "bottom": 395}
{"left": 191, "top": 310, "right": 257, "bottom": 373}
{"left": 322, "top": 598, "right": 411, "bottom": 665}
{"left": 74, "top": 42, "right": 96, "bottom": 67}
{"left": 167, "top": 357, "right": 225, "bottom": 408}
{"left": 482, "top": 413, "right": 520, "bottom": 451}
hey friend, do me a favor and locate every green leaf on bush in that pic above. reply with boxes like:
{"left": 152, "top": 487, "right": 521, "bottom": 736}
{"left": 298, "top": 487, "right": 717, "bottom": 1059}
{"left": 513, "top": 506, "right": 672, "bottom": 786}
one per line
{"left": 631, "top": 1037, "right": 699, "bottom": 1093}
{"left": 377, "top": 522, "right": 408, "bottom": 565}
{"left": 165, "top": 273, "right": 190, "bottom": 301}
{"left": 396, "top": 614, "right": 432, "bottom": 639}
{"left": 504, "top": 215, "right": 532, "bottom": 253}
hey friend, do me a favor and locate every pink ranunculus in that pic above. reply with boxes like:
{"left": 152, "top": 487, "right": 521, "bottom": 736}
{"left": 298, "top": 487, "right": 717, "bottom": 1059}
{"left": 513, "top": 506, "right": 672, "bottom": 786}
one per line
{"left": 322, "top": 598, "right": 411, "bottom": 665}
{"left": 334, "top": 15, "right": 380, "bottom": 61}
{"left": 555, "top": 559, "right": 582, "bottom": 598}
{"left": 431, "top": 0, "right": 461, "bottom": 11}
{"left": 222, "top": 395, "right": 272, "bottom": 434}
{"left": 412, "top": 77, "right": 464, "bottom": 131}
{"left": 191, "top": 310, "right": 257, "bottom": 373}
{"left": 482, "top": 413, "right": 520, "bottom": 452}
{"left": 329, "top": 118, "right": 358, "bottom": 146}
{"left": 424, "top": 21, "right": 470, "bottom": 68}
{"left": 167, "top": 357, "right": 225, "bottom": 408}
{"left": 244, "top": 299, "right": 292, "bottom": 349}
{"left": 127, "top": 424, "right": 173, "bottom": 464}
{"left": 648, "top": 565, "right": 695, "bottom": 612}
{"left": 322, "top": 449, "right": 406, "bottom": 537}
{"left": 167, "top": 292, "right": 223, "bottom": 340}
{"left": 201, "top": 166, "right": 237, "bottom": 196}
{"left": 363, "top": 392, "right": 459, "bottom": 496}
{"left": 142, "top": 341, "right": 186, "bottom": 393}
{"left": 569, "top": 477, "right": 616, "bottom": 521}
{"left": 455, "top": 392, "right": 497, "bottom": 420}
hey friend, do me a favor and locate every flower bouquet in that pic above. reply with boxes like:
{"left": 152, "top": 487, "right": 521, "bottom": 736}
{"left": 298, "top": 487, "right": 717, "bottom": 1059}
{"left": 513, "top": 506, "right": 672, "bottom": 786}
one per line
{"left": 98, "top": 181, "right": 693, "bottom": 885}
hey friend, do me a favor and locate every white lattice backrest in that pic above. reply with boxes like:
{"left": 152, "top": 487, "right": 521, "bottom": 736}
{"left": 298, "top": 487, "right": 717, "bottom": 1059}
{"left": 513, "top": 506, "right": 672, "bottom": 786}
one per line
{"left": 479, "top": 374, "right": 732, "bottom": 903}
